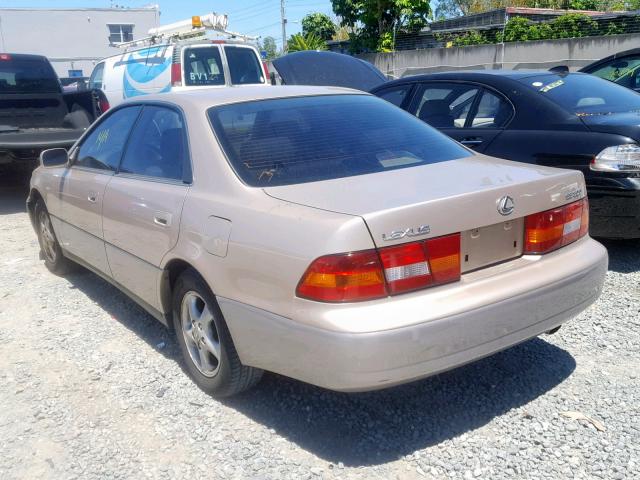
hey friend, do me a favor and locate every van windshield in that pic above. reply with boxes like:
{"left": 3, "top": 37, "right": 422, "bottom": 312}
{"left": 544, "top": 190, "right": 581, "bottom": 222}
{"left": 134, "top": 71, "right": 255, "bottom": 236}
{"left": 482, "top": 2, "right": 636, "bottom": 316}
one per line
{"left": 208, "top": 94, "right": 472, "bottom": 187}
{"left": 183, "top": 47, "right": 225, "bottom": 86}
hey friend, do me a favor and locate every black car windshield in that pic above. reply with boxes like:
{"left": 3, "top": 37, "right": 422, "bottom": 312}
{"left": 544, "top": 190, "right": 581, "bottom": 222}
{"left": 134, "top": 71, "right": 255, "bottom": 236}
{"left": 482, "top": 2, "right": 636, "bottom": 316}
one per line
{"left": 518, "top": 73, "right": 640, "bottom": 115}
{"left": 0, "top": 56, "right": 59, "bottom": 94}
{"left": 208, "top": 94, "right": 472, "bottom": 187}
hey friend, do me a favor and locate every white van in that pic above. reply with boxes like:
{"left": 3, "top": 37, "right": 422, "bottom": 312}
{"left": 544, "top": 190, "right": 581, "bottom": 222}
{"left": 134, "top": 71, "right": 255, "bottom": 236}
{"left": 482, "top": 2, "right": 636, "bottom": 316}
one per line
{"left": 89, "top": 40, "right": 269, "bottom": 109}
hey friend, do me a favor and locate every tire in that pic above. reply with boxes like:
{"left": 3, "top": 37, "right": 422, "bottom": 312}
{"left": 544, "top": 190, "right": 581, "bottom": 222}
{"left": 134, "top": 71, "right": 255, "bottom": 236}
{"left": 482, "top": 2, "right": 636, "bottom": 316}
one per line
{"left": 172, "top": 269, "right": 263, "bottom": 397}
{"left": 35, "top": 200, "right": 73, "bottom": 275}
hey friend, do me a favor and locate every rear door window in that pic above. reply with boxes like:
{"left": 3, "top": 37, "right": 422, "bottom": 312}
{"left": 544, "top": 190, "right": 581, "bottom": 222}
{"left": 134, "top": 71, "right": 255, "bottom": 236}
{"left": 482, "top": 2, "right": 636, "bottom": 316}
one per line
{"left": 224, "top": 46, "right": 265, "bottom": 85}
{"left": 75, "top": 106, "right": 142, "bottom": 171}
{"left": 413, "top": 83, "right": 480, "bottom": 128}
{"left": 208, "top": 94, "right": 471, "bottom": 187}
{"left": 183, "top": 47, "right": 225, "bottom": 86}
{"left": 469, "top": 90, "right": 513, "bottom": 128}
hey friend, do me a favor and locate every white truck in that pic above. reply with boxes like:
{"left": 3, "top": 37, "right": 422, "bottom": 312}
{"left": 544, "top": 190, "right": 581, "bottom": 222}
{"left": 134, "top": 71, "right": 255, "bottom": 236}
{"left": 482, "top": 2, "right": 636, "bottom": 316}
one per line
{"left": 89, "top": 13, "right": 269, "bottom": 109}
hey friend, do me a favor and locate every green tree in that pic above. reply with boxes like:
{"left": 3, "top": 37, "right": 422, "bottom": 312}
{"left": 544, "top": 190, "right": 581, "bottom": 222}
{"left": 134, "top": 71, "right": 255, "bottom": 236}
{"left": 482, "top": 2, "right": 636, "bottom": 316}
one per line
{"left": 302, "top": 12, "right": 337, "bottom": 41}
{"left": 331, "top": 0, "right": 431, "bottom": 52}
{"left": 452, "top": 30, "right": 487, "bottom": 46}
{"left": 549, "top": 13, "right": 598, "bottom": 39}
{"left": 262, "top": 36, "right": 278, "bottom": 60}
{"left": 287, "top": 33, "right": 328, "bottom": 52}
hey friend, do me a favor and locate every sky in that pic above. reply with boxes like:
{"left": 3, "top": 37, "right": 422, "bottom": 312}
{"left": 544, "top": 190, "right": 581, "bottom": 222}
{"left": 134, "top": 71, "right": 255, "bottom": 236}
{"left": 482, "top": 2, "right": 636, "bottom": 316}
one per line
{"left": 0, "top": 1, "right": 335, "bottom": 48}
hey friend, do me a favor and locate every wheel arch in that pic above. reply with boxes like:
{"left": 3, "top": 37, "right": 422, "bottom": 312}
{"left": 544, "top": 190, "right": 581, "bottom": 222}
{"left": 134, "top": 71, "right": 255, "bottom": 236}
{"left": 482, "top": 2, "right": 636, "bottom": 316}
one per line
{"left": 159, "top": 257, "right": 209, "bottom": 330}
{"left": 27, "top": 187, "right": 45, "bottom": 229}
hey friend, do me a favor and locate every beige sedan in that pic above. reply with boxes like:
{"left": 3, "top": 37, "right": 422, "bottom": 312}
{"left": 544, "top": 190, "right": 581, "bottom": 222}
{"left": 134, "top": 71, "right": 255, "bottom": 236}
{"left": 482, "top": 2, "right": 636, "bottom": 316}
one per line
{"left": 28, "top": 86, "right": 608, "bottom": 396}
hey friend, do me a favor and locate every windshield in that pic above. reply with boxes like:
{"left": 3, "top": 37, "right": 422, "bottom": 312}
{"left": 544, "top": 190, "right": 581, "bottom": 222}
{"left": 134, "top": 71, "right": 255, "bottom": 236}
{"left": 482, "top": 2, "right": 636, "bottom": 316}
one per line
{"left": 0, "top": 56, "right": 59, "bottom": 94}
{"left": 208, "top": 94, "right": 472, "bottom": 187}
{"left": 183, "top": 47, "right": 225, "bottom": 86}
{"left": 518, "top": 73, "right": 640, "bottom": 115}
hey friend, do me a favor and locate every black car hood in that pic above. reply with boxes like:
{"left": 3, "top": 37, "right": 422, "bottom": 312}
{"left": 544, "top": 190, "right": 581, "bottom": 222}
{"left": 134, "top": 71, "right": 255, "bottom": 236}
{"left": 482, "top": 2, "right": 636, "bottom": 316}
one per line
{"left": 272, "top": 51, "right": 387, "bottom": 91}
{"left": 580, "top": 111, "right": 640, "bottom": 141}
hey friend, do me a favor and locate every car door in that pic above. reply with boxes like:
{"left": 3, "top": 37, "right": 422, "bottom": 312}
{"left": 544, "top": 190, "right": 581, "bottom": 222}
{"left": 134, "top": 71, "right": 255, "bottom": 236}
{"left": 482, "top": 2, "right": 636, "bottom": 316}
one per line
{"left": 409, "top": 82, "right": 513, "bottom": 153}
{"left": 102, "top": 104, "right": 191, "bottom": 313}
{"left": 53, "top": 106, "right": 142, "bottom": 275}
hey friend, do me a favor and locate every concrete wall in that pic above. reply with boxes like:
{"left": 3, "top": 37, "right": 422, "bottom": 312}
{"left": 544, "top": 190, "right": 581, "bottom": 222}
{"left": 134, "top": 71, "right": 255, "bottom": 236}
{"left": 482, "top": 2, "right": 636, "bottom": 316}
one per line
{"left": 0, "top": 7, "right": 160, "bottom": 78}
{"left": 359, "top": 33, "right": 640, "bottom": 79}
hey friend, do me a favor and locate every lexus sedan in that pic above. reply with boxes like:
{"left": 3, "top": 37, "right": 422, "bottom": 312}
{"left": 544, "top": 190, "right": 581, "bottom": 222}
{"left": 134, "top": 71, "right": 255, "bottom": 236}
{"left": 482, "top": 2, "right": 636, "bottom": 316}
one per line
{"left": 28, "top": 87, "right": 607, "bottom": 396}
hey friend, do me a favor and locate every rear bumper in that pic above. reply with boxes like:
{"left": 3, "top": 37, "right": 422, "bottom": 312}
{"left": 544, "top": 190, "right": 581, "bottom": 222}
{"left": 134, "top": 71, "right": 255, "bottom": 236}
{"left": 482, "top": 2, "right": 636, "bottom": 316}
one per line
{"left": 219, "top": 238, "right": 607, "bottom": 392}
{"left": 588, "top": 180, "right": 640, "bottom": 239}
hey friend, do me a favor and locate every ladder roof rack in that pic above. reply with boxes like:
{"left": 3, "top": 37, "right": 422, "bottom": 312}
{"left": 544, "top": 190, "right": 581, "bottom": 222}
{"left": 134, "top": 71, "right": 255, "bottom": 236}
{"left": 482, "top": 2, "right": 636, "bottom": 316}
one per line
{"left": 111, "top": 13, "right": 257, "bottom": 50}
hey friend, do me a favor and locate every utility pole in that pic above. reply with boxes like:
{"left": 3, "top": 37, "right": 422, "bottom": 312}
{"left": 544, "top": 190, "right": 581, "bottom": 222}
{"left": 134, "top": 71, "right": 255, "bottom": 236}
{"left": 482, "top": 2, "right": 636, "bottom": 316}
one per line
{"left": 281, "top": 0, "right": 287, "bottom": 53}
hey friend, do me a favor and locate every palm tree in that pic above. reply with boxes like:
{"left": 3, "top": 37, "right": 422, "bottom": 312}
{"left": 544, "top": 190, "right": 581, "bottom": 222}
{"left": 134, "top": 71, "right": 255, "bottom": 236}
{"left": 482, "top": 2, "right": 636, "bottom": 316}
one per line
{"left": 287, "top": 33, "right": 327, "bottom": 52}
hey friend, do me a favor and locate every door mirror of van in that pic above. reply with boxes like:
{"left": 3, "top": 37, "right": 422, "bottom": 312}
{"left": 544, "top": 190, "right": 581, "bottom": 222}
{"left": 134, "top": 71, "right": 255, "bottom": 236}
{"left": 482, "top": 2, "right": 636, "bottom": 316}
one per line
{"left": 40, "top": 148, "right": 69, "bottom": 168}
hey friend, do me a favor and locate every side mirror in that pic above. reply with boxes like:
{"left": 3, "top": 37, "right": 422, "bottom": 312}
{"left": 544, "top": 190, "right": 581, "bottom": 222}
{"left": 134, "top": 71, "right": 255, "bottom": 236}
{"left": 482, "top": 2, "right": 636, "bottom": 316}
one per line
{"left": 40, "top": 148, "right": 69, "bottom": 168}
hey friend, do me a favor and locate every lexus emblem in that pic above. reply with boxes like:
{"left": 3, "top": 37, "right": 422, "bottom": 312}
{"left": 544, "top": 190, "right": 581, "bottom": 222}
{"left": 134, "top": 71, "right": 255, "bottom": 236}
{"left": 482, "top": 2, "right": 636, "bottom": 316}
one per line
{"left": 497, "top": 195, "right": 515, "bottom": 216}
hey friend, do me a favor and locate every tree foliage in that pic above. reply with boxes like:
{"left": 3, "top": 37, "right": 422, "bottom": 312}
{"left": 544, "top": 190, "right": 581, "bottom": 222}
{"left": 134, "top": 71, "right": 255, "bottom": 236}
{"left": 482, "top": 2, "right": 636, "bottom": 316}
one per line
{"left": 302, "top": 13, "right": 337, "bottom": 41}
{"left": 287, "top": 33, "right": 328, "bottom": 52}
{"left": 331, "top": 0, "right": 431, "bottom": 52}
{"left": 262, "top": 36, "right": 278, "bottom": 60}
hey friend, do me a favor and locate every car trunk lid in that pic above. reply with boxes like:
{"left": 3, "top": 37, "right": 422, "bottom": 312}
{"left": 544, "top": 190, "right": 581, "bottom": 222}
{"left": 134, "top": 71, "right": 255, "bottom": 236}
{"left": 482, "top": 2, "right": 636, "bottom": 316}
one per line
{"left": 579, "top": 110, "right": 640, "bottom": 142}
{"left": 265, "top": 155, "right": 585, "bottom": 270}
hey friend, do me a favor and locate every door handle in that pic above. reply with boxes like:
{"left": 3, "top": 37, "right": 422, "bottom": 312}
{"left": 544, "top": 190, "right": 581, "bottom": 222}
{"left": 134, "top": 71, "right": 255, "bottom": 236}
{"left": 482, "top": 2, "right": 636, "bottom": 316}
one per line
{"left": 153, "top": 213, "right": 172, "bottom": 227}
{"left": 87, "top": 193, "right": 97, "bottom": 203}
{"left": 461, "top": 138, "right": 484, "bottom": 147}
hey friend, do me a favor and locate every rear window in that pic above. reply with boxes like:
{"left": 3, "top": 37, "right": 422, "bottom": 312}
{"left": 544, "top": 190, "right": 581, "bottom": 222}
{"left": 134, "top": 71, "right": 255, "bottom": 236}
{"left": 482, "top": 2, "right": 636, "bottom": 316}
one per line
{"left": 0, "top": 56, "right": 59, "bottom": 94}
{"left": 518, "top": 73, "right": 640, "bottom": 115}
{"left": 183, "top": 47, "right": 225, "bottom": 86}
{"left": 224, "top": 46, "right": 264, "bottom": 85}
{"left": 208, "top": 94, "right": 472, "bottom": 187}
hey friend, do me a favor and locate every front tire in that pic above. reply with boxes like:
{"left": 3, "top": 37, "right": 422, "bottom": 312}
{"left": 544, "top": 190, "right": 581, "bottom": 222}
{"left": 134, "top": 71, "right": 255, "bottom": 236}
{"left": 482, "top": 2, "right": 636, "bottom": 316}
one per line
{"left": 173, "top": 269, "right": 263, "bottom": 397}
{"left": 35, "top": 200, "right": 72, "bottom": 275}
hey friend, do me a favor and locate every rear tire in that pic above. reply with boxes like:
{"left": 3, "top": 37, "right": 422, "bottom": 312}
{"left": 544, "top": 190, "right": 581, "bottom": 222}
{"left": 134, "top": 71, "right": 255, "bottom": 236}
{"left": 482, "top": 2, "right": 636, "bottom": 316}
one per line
{"left": 35, "top": 200, "right": 72, "bottom": 275}
{"left": 173, "top": 269, "right": 263, "bottom": 397}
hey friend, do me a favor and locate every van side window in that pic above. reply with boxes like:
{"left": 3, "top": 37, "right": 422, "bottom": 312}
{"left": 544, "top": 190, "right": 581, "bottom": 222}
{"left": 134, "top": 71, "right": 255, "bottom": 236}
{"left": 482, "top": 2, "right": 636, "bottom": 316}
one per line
{"left": 183, "top": 47, "right": 225, "bottom": 86}
{"left": 119, "top": 106, "right": 188, "bottom": 182}
{"left": 224, "top": 46, "right": 264, "bottom": 85}
{"left": 75, "top": 106, "right": 141, "bottom": 171}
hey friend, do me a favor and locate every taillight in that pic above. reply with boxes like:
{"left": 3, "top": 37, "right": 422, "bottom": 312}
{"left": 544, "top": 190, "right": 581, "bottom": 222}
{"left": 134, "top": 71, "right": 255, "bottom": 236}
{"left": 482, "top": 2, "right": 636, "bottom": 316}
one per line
{"left": 297, "top": 233, "right": 461, "bottom": 302}
{"left": 296, "top": 250, "right": 386, "bottom": 302}
{"left": 524, "top": 198, "right": 589, "bottom": 254}
{"left": 262, "top": 61, "right": 269, "bottom": 81}
{"left": 171, "top": 63, "right": 182, "bottom": 86}
{"left": 0, "top": 53, "right": 11, "bottom": 61}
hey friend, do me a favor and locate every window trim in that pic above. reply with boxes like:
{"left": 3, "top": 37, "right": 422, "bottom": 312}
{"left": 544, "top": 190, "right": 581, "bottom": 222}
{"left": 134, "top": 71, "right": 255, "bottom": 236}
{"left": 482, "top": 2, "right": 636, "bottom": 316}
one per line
{"left": 114, "top": 102, "right": 193, "bottom": 185}
{"left": 107, "top": 23, "right": 135, "bottom": 44}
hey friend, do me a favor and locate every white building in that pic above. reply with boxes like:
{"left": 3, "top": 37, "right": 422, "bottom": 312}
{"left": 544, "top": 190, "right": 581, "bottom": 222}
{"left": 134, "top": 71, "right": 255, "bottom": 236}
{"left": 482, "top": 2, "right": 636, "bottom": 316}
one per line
{"left": 0, "top": 6, "right": 160, "bottom": 78}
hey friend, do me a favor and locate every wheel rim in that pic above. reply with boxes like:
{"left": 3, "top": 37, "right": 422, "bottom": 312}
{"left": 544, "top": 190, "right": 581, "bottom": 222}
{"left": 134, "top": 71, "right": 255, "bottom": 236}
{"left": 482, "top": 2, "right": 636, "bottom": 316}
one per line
{"left": 38, "top": 210, "right": 57, "bottom": 263}
{"left": 180, "top": 291, "right": 221, "bottom": 377}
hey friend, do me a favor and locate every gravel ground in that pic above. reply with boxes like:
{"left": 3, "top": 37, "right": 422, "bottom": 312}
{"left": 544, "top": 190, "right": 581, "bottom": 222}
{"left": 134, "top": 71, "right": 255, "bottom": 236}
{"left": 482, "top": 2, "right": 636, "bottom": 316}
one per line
{"left": 0, "top": 172, "right": 638, "bottom": 480}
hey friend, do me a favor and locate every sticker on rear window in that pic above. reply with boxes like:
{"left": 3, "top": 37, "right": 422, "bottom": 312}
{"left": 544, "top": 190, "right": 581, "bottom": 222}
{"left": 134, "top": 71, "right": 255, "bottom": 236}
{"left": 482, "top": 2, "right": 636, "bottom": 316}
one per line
{"left": 539, "top": 79, "right": 564, "bottom": 92}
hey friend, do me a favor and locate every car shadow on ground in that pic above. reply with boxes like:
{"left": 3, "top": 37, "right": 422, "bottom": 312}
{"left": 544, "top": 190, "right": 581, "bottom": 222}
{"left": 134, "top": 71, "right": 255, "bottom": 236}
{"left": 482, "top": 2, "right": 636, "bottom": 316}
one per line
{"left": 0, "top": 178, "right": 28, "bottom": 215}
{"left": 64, "top": 266, "right": 576, "bottom": 467}
{"left": 598, "top": 238, "right": 640, "bottom": 273}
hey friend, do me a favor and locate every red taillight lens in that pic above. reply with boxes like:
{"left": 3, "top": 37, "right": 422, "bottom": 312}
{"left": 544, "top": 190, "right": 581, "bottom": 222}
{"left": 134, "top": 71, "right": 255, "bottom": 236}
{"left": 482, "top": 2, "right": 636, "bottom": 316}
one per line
{"left": 0, "top": 54, "right": 11, "bottom": 61}
{"left": 99, "top": 97, "right": 110, "bottom": 114}
{"left": 171, "top": 63, "right": 182, "bottom": 86}
{"left": 297, "top": 233, "right": 461, "bottom": 302}
{"left": 524, "top": 198, "right": 589, "bottom": 254}
{"left": 296, "top": 250, "right": 387, "bottom": 302}
{"left": 262, "top": 61, "right": 270, "bottom": 81}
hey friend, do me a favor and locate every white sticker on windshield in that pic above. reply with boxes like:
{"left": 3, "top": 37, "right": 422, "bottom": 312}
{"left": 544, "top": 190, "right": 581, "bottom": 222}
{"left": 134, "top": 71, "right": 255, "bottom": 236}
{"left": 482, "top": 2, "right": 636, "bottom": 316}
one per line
{"left": 539, "top": 79, "right": 564, "bottom": 92}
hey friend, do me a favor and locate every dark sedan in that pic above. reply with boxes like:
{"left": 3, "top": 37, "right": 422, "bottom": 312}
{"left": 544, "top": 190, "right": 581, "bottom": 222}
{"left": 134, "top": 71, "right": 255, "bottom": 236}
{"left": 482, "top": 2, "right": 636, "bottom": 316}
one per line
{"left": 370, "top": 71, "right": 640, "bottom": 239}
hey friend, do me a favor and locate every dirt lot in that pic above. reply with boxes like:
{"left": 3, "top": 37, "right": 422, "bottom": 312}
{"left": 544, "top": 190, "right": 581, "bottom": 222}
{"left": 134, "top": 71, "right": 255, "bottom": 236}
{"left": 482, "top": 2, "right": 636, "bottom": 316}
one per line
{"left": 0, "top": 171, "right": 638, "bottom": 480}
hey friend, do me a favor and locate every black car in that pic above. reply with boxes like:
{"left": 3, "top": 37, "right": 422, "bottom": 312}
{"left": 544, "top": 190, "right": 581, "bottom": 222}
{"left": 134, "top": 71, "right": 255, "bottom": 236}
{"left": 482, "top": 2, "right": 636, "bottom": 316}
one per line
{"left": 580, "top": 47, "right": 640, "bottom": 93}
{"left": 273, "top": 54, "right": 640, "bottom": 238}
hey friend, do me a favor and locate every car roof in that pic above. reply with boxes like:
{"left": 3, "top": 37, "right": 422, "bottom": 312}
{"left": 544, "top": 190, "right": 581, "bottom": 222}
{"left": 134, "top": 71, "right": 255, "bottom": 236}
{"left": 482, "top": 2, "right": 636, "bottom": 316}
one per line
{"left": 377, "top": 70, "right": 583, "bottom": 89}
{"left": 122, "top": 85, "right": 366, "bottom": 109}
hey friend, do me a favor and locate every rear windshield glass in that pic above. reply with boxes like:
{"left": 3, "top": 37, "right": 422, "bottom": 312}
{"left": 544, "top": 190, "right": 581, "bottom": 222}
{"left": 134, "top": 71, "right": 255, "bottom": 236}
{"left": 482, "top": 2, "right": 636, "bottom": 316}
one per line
{"left": 0, "top": 56, "right": 59, "bottom": 94}
{"left": 224, "top": 46, "right": 264, "bottom": 85}
{"left": 208, "top": 94, "right": 472, "bottom": 187}
{"left": 183, "top": 47, "right": 225, "bottom": 86}
{"left": 518, "top": 73, "right": 640, "bottom": 115}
